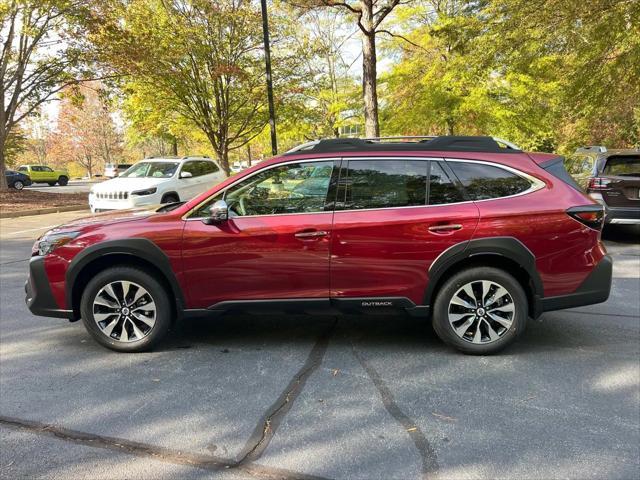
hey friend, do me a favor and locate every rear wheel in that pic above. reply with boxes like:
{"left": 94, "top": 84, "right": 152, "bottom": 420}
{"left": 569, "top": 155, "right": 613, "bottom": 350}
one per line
{"left": 12, "top": 180, "right": 24, "bottom": 190}
{"left": 80, "top": 266, "right": 172, "bottom": 352}
{"left": 432, "top": 267, "right": 527, "bottom": 354}
{"left": 161, "top": 193, "right": 179, "bottom": 204}
{"left": 58, "top": 176, "right": 68, "bottom": 186}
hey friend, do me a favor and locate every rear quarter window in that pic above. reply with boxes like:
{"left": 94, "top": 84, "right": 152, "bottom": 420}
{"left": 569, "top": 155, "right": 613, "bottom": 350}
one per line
{"left": 448, "top": 161, "right": 532, "bottom": 200}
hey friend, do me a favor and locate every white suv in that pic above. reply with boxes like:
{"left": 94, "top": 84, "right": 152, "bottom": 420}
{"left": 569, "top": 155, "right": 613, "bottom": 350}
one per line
{"left": 89, "top": 157, "right": 225, "bottom": 213}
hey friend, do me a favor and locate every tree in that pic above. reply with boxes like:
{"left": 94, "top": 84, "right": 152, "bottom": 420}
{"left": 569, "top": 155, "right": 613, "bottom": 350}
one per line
{"left": 90, "top": 0, "right": 273, "bottom": 175}
{"left": 278, "top": 7, "right": 362, "bottom": 141}
{"left": 51, "top": 82, "right": 123, "bottom": 177}
{"left": 292, "top": 1, "right": 408, "bottom": 137}
{"left": 0, "top": 0, "right": 91, "bottom": 190}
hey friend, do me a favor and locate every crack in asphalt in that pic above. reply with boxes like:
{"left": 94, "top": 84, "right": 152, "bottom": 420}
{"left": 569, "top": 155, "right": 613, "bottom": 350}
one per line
{"left": 350, "top": 340, "right": 439, "bottom": 480}
{"left": 235, "top": 319, "right": 338, "bottom": 465}
{"left": 0, "top": 415, "right": 330, "bottom": 480}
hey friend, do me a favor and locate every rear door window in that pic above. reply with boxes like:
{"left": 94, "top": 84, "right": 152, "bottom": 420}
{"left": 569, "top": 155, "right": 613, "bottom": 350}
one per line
{"left": 447, "top": 161, "right": 532, "bottom": 200}
{"left": 428, "top": 162, "right": 465, "bottom": 205}
{"left": 603, "top": 155, "right": 640, "bottom": 176}
{"left": 340, "top": 159, "right": 427, "bottom": 210}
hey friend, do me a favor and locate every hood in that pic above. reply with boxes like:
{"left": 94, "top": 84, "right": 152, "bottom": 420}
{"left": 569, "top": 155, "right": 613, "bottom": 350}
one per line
{"left": 91, "top": 176, "right": 170, "bottom": 193}
{"left": 50, "top": 205, "right": 163, "bottom": 232}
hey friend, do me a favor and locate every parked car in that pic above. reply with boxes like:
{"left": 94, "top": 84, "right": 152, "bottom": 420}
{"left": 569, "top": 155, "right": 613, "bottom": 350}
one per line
{"left": 26, "top": 136, "right": 611, "bottom": 354}
{"left": 88, "top": 156, "right": 225, "bottom": 213}
{"left": 104, "top": 163, "right": 133, "bottom": 178}
{"left": 18, "top": 165, "right": 69, "bottom": 186}
{"left": 565, "top": 146, "right": 640, "bottom": 224}
{"left": 5, "top": 170, "right": 32, "bottom": 190}
{"left": 230, "top": 160, "right": 251, "bottom": 174}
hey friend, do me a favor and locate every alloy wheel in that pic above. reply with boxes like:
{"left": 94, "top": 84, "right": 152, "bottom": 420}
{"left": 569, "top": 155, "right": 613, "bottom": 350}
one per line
{"left": 92, "top": 280, "right": 156, "bottom": 343}
{"left": 14, "top": 181, "right": 24, "bottom": 190}
{"left": 448, "top": 280, "right": 515, "bottom": 344}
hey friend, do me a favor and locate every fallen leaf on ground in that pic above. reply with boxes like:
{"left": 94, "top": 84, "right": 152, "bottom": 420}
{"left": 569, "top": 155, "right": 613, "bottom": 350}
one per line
{"left": 406, "top": 427, "right": 417, "bottom": 432}
{"left": 332, "top": 369, "right": 340, "bottom": 376}
{"left": 432, "top": 412, "right": 457, "bottom": 422}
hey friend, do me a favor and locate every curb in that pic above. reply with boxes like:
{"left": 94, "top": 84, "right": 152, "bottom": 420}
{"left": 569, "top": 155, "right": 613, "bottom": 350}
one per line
{"left": 0, "top": 205, "right": 89, "bottom": 219}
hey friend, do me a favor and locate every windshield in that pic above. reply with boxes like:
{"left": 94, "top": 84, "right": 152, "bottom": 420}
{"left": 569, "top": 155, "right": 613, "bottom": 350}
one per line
{"left": 120, "top": 162, "right": 179, "bottom": 178}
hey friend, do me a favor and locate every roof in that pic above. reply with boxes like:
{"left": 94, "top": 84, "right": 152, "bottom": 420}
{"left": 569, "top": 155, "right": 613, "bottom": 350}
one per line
{"left": 283, "top": 136, "right": 521, "bottom": 156}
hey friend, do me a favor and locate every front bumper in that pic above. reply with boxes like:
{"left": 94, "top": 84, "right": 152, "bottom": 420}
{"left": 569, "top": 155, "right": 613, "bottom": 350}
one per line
{"left": 25, "top": 256, "right": 74, "bottom": 319}
{"left": 540, "top": 254, "right": 613, "bottom": 313}
{"left": 605, "top": 206, "right": 640, "bottom": 225}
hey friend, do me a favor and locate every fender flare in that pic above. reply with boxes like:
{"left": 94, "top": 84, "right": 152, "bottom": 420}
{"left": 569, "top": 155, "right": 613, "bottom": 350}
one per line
{"left": 424, "top": 236, "right": 544, "bottom": 315}
{"left": 66, "top": 238, "right": 185, "bottom": 313}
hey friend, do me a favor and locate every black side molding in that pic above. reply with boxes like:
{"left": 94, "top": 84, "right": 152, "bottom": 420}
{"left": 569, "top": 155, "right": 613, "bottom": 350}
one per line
{"left": 424, "top": 236, "right": 544, "bottom": 311}
{"left": 204, "top": 297, "right": 428, "bottom": 317}
{"left": 65, "top": 238, "right": 186, "bottom": 315}
{"left": 25, "top": 256, "right": 74, "bottom": 319}
{"left": 541, "top": 255, "right": 612, "bottom": 312}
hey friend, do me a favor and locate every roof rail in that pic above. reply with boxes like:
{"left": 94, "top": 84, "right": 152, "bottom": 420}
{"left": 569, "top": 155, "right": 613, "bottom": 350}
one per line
{"left": 284, "top": 135, "right": 521, "bottom": 155}
{"left": 575, "top": 146, "right": 607, "bottom": 154}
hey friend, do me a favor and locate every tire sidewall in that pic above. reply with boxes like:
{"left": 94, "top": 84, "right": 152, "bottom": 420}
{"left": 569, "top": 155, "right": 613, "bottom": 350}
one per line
{"left": 432, "top": 267, "right": 528, "bottom": 355}
{"left": 13, "top": 181, "right": 24, "bottom": 190}
{"left": 58, "top": 176, "right": 68, "bottom": 186}
{"left": 80, "top": 267, "right": 172, "bottom": 352}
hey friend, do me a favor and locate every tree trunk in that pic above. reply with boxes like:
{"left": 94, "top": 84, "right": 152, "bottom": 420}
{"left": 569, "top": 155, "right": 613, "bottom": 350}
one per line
{"left": 214, "top": 145, "right": 230, "bottom": 177}
{"left": 361, "top": 4, "right": 379, "bottom": 138}
{"left": 247, "top": 144, "right": 252, "bottom": 166}
{"left": 171, "top": 137, "right": 178, "bottom": 156}
{"left": 0, "top": 142, "right": 8, "bottom": 191}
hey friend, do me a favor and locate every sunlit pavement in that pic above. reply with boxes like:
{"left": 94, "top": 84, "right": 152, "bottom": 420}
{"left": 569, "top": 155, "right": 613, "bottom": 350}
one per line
{"left": 1, "top": 212, "right": 638, "bottom": 480}
{"left": 25, "top": 179, "right": 99, "bottom": 194}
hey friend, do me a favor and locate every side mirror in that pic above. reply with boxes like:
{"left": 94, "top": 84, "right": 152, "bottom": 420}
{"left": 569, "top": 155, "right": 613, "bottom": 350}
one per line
{"left": 180, "top": 171, "right": 193, "bottom": 179}
{"left": 202, "top": 200, "right": 228, "bottom": 225}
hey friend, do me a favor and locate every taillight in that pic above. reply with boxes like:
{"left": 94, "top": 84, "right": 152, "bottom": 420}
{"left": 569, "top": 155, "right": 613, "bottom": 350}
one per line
{"left": 567, "top": 205, "right": 605, "bottom": 230}
{"left": 587, "top": 177, "right": 611, "bottom": 190}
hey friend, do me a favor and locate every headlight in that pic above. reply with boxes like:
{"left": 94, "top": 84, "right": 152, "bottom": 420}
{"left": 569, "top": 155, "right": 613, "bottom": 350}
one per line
{"left": 32, "top": 231, "right": 81, "bottom": 256}
{"left": 131, "top": 187, "right": 157, "bottom": 196}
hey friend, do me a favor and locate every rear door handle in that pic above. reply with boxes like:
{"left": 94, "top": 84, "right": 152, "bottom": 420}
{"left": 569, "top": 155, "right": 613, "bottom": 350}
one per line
{"left": 428, "top": 224, "right": 463, "bottom": 233}
{"left": 294, "top": 230, "right": 329, "bottom": 239}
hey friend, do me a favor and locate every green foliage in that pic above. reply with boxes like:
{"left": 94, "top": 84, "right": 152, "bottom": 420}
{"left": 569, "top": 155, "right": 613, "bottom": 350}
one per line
{"left": 381, "top": 0, "right": 639, "bottom": 151}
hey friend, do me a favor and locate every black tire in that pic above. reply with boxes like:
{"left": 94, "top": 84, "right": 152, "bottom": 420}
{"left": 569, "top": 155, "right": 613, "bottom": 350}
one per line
{"left": 48, "top": 182, "right": 56, "bottom": 186}
{"left": 58, "top": 176, "right": 69, "bottom": 186}
{"left": 80, "top": 266, "right": 173, "bottom": 352}
{"left": 432, "top": 267, "right": 528, "bottom": 355}
{"left": 12, "top": 180, "right": 24, "bottom": 190}
{"left": 161, "top": 193, "right": 179, "bottom": 204}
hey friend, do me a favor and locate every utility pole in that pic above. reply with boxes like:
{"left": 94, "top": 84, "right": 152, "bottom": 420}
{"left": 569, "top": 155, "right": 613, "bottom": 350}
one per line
{"left": 260, "top": 0, "right": 277, "bottom": 156}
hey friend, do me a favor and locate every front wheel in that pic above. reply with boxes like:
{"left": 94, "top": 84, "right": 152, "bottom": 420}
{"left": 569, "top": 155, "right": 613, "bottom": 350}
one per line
{"left": 47, "top": 182, "right": 56, "bottom": 186}
{"left": 80, "top": 266, "right": 172, "bottom": 352}
{"left": 12, "top": 180, "right": 24, "bottom": 190}
{"left": 432, "top": 267, "right": 528, "bottom": 355}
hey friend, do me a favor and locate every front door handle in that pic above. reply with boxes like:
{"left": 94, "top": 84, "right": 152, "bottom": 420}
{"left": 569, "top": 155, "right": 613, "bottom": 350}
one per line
{"left": 294, "top": 230, "right": 329, "bottom": 239}
{"left": 428, "top": 224, "right": 463, "bottom": 233}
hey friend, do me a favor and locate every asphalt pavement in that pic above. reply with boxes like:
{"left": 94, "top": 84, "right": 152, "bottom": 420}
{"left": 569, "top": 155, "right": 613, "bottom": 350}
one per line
{"left": 0, "top": 212, "right": 638, "bottom": 480}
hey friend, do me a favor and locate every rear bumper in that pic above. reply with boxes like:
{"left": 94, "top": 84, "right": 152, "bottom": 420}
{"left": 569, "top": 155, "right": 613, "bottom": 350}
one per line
{"left": 605, "top": 206, "right": 640, "bottom": 224}
{"left": 25, "top": 256, "right": 74, "bottom": 319}
{"left": 540, "top": 254, "right": 612, "bottom": 313}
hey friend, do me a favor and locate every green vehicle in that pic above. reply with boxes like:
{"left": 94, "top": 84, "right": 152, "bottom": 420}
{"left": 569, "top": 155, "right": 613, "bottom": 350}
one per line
{"left": 18, "top": 165, "right": 69, "bottom": 186}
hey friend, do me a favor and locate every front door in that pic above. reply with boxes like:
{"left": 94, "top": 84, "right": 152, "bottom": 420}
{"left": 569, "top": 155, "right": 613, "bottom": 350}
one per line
{"left": 330, "top": 158, "right": 479, "bottom": 305}
{"left": 181, "top": 159, "right": 338, "bottom": 308}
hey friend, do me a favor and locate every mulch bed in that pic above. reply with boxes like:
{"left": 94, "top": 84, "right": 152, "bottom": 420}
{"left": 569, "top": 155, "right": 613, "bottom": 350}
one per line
{"left": 0, "top": 190, "right": 87, "bottom": 214}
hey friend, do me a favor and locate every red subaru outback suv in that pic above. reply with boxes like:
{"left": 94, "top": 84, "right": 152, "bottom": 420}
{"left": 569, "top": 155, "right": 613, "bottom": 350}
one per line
{"left": 25, "top": 136, "right": 612, "bottom": 354}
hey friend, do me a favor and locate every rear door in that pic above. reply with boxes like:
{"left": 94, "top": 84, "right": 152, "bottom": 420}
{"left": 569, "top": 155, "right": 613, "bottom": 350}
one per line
{"left": 600, "top": 154, "right": 640, "bottom": 207}
{"left": 329, "top": 158, "right": 479, "bottom": 306}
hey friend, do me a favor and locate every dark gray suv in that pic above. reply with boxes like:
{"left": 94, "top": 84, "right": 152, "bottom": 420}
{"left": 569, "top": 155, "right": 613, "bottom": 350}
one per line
{"left": 566, "top": 146, "right": 640, "bottom": 225}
